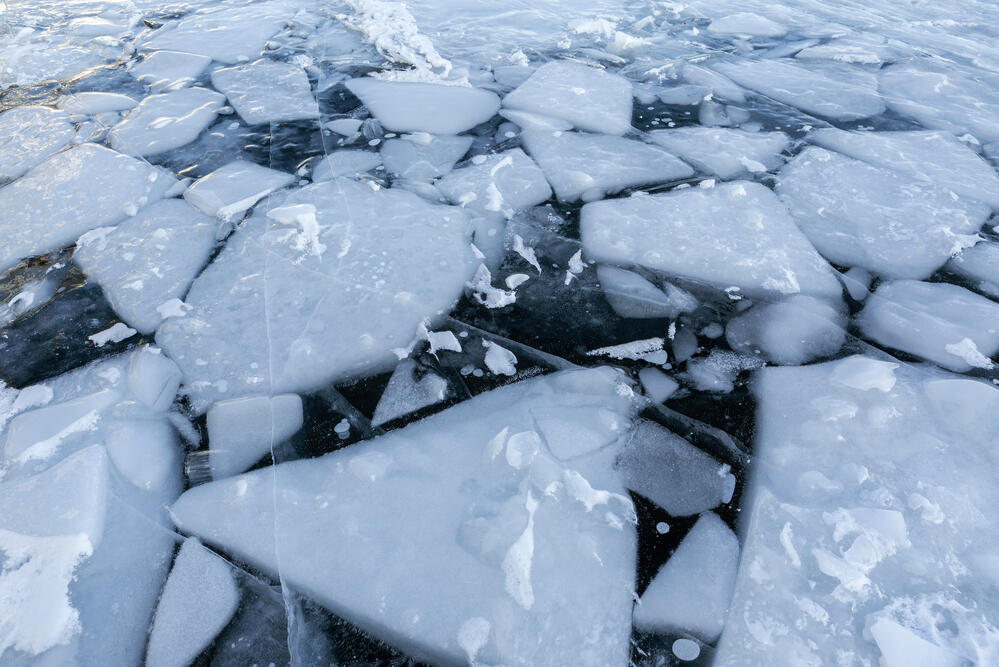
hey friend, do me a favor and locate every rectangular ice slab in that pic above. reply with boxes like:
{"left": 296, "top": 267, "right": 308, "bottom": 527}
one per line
{"left": 73, "top": 199, "right": 219, "bottom": 334}
{"left": 345, "top": 79, "right": 500, "bottom": 134}
{"left": 777, "top": 147, "right": 989, "bottom": 279}
{"left": 581, "top": 181, "right": 842, "bottom": 300}
{"left": 521, "top": 130, "right": 692, "bottom": 202}
{"left": 380, "top": 134, "right": 472, "bottom": 182}
{"left": 808, "top": 128, "right": 999, "bottom": 209}
{"left": 648, "top": 127, "right": 790, "bottom": 180}
{"left": 0, "top": 144, "right": 175, "bottom": 274}
{"left": 157, "top": 178, "right": 476, "bottom": 413}
{"left": 109, "top": 87, "right": 226, "bottom": 157}
{"left": 858, "top": 280, "right": 999, "bottom": 372}
{"left": 171, "top": 367, "right": 639, "bottom": 666}
{"left": 141, "top": 1, "right": 294, "bottom": 64}
{"left": 130, "top": 50, "right": 212, "bottom": 93}
{"left": 207, "top": 393, "right": 303, "bottom": 479}
{"left": 716, "top": 357, "right": 999, "bottom": 665}
{"left": 211, "top": 59, "right": 319, "bottom": 126}
{"left": 0, "top": 105, "right": 74, "bottom": 182}
{"left": 183, "top": 160, "right": 295, "bottom": 220}
{"left": 712, "top": 59, "right": 885, "bottom": 121}
{"left": 503, "top": 60, "right": 633, "bottom": 136}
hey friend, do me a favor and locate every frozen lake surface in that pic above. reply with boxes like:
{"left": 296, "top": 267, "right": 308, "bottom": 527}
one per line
{"left": 1, "top": 0, "right": 998, "bottom": 664}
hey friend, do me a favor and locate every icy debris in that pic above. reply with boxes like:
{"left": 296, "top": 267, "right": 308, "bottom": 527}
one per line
{"left": 581, "top": 181, "right": 842, "bottom": 301}
{"left": 880, "top": 62, "right": 999, "bottom": 143}
{"left": 156, "top": 178, "right": 475, "bottom": 413}
{"left": 0, "top": 352, "right": 182, "bottom": 664}
{"left": 946, "top": 241, "right": 999, "bottom": 298}
{"left": 596, "top": 266, "right": 676, "bottom": 319}
{"left": 468, "top": 264, "right": 518, "bottom": 309}
{"left": 712, "top": 59, "right": 885, "bottom": 121}
{"left": 346, "top": 79, "right": 500, "bottom": 134}
{"left": 130, "top": 50, "right": 212, "bottom": 93}
{"left": 634, "top": 512, "right": 739, "bottom": 641}
{"left": 171, "top": 367, "right": 638, "bottom": 665}
{"left": 521, "top": 130, "right": 693, "bottom": 202}
{"left": 777, "top": 147, "right": 989, "bottom": 280}
{"left": 437, "top": 148, "right": 551, "bottom": 218}
{"left": 207, "top": 394, "right": 303, "bottom": 480}
{"left": 842, "top": 266, "right": 873, "bottom": 301}
{"left": 0, "top": 144, "right": 175, "bottom": 273}
{"left": 483, "top": 340, "right": 517, "bottom": 376}
{"left": 648, "top": 127, "right": 790, "bottom": 180}
{"left": 0, "top": 106, "right": 75, "bottom": 182}
{"left": 211, "top": 59, "right": 319, "bottom": 125}
{"left": 726, "top": 294, "right": 845, "bottom": 365}
{"left": 146, "top": 538, "right": 240, "bottom": 667}
{"left": 184, "top": 160, "right": 295, "bottom": 220}
{"left": 55, "top": 92, "right": 137, "bottom": 116}
{"left": 638, "top": 368, "right": 679, "bottom": 402}
{"left": 808, "top": 128, "right": 999, "bottom": 209}
{"left": 88, "top": 323, "right": 137, "bottom": 348}
{"left": 109, "top": 87, "right": 226, "bottom": 157}
{"left": 141, "top": 1, "right": 293, "bottom": 64}
{"left": 74, "top": 199, "right": 218, "bottom": 334}
{"left": 502, "top": 60, "right": 633, "bottom": 136}
{"left": 372, "top": 359, "right": 448, "bottom": 427}
{"left": 858, "top": 280, "right": 999, "bottom": 372}
{"left": 617, "top": 420, "right": 735, "bottom": 516}
{"left": 312, "top": 150, "right": 382, "bottom": 181}
{"left": 708, "top": 13, "right": 787, "bottom": 38}
{"left": 380, "top": 134, "right": 472, "bottom": 181}
{"left": 717, "top": 357, "right": 999, "bottom": 665}
{"left": 686, "top": 350, "right": 765, "bottom": 393}
{"left": 498, "top": 109, "right": 574, "bottom": 133}
{"left": 656, "top": 84, "right": 711, "bottom": 106}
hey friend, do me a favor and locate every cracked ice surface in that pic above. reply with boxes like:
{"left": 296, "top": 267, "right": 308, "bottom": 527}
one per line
{"left": 2, "top": 0, "right": 999, "bottom": 663}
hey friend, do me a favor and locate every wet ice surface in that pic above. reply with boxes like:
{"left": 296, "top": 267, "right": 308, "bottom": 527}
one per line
{"left": 1, "top": 0, "right": 999, "bottom": 665}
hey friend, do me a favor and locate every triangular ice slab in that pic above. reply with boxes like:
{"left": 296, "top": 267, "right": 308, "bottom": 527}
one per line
{"left": 172, "top": 367, "right": 639, "bottom": 665}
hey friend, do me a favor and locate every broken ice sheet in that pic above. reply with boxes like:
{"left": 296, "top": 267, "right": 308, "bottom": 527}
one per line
{"left": 0, "top": 106, "right": 75, "bottom": 182}
{"left": 171, "top": 367, "right": 639, "bottom": 665}
{"left": 108, "top": 86, "right": 226, "bottom": 157}
{"left": 345, "top": 78, "right": 500, "bottom": 134}
{"left": 156, "top": 177, "right": 476, "bottom": 413}
{"left": 211, "top": 59, "right": 319, "bottom": 126}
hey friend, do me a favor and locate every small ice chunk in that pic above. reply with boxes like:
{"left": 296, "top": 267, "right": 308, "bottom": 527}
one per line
{"left": 842, "top": 267, "right": 873, "bottom": 301}
{"left": 380, "top": 135, "right": 472, "bottom": 181}
{"left": 74, "top": 199, "right": 219, "bottom": 334}
{"left": 498, "top": 109, "right": 574, "bottom": 133}
{"left": 521, "top": 130, "right": 692, "bottom": 202}
{"left": 726, "top": 295, "right": 845, "bottom": 365}
{"left": 183, "top": 160, "right": 295, "bottom": 220}
{"left": 483, "top": 341, "right": 517, "bottom": 376}
{"left": 372, "top": 359, "right": 449, "bottom": 427}
{"left": 712, "top": 60, "right": 885, "bottom": 121}
{"left": 656, "top": 84, "right": 711, "bottom": 106}
{"left": 0, "top": 106, "right": 75, "bottom": 181}
{"left": 55, "top": 92, "right": 137, "bottom": 115}
{"left": 868, "top": 616, "right": 965, "bottom": 667}
{"left": 858, "top": 280, "right": 999, "bottom": 372}
{"left": 146, "top": 538, "right": 240, "bottom": 667}
{"left": 109, "top": 87, "right": 225, "bottom": 157}
{"left": 633, "top": 512, "right": 739, "bottom": 641}
{"left": 207, "top": 394, "right": 304, "bottom": 479}
{"left": 345, "top": 79, "right": 500, "bottom": 134}
{"left": 326, "top": 118, "right": 363, "bottom": 136}
{"left": 130, "top": 50, "right": 212, "bottom": 92}
{"left": 777, "top": 147, "right": 989, "bottom": 280}
{"left": 617, "top": 420, "right": 735, "bottom": 515}
{"left": 946, "top": 241, "right": 999, "bottom": 298}
{"left": 686, "top": 350, "right": 764, "bottom": 393}
{"left": 680, "top": 63, "right": 746, "bottom": 103}
{"left": 581, "top": 181, "right": 842, "bottom": 300}
{"left": 127, "top": 347, "right": 183, "bottom": 412}
{"left": 437, "top": 148, "right": 551, "bottom": 218}
{"left": 638, "top": 368, "right": 679, "bottom": 403}
{"left": 672, "top": 638, "right": 702, "bottom": 661}
{"left": 88, "top": 323, "right": 137, "bottom": 348}
{"left": 648, "top": 127, "right": 790, "bottom": 180}
{"left": 596, "top": 266, "right": 674, "bottom": 319}
{"left": 0, "top": 143, "right": 175, "bottom": 273}
{"left": 211, "top": 59, "right": 319, "bottom": 125}
{"left": 312, "top": 150, "right": 382, "bottom": 181}
{"left": 503, "top": 60, "right": 633, "bottom": 136}
{"left": 707, "top": 13, "right": 787, "bottom": 38}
